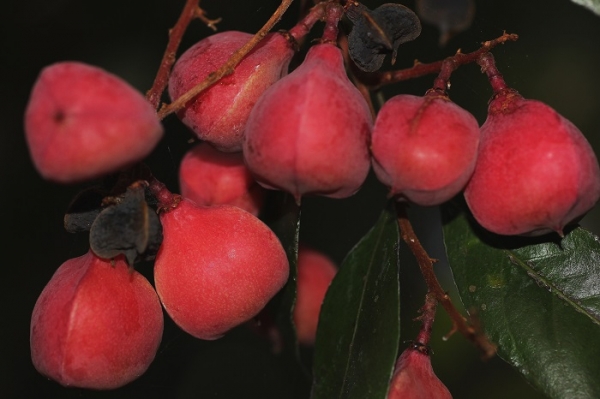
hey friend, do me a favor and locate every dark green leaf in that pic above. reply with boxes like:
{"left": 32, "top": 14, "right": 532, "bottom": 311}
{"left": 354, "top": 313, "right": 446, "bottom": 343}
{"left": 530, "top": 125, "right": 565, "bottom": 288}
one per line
{"left": 570, "top": 0, "right": 600, "bottom": 16}
{"left": 443, "top": 201, "right": 600, "bottom": 399}
{"left": 311, "top": 202, "right": 400, "bottom": 399}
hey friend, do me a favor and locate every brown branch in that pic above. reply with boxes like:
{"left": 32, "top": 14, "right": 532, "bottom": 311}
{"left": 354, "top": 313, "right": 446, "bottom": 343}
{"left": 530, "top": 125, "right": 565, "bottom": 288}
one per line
{"left": 363, "top": 32, "right": 518, "bottom": 90}
{"left": 146, "top": 0, "right": 219, "bottom": 110}
{"left": 156, "top": 0, "right": 296, "bottom": 120}
{"left": 396, "top": 202, "right": 497, "bottom": 359}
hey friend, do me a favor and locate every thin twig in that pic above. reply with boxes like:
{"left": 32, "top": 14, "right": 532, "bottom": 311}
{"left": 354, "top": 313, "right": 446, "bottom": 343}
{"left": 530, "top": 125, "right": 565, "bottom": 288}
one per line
{"left": 362, "top": 32, "right": 518, "bottom": 89}
{"left": 396, "top": 202, "right": 497, "bottom": 359}
{"left": 157, "top": 0, "right": 296, "bottom": 120}
{"left": 146, "top": 0, "right": 219, "bottom": 109}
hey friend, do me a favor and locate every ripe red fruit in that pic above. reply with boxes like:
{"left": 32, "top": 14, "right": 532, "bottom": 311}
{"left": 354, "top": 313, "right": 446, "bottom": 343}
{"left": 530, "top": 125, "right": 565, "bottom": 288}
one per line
{"left": 179, "top": 142, "right": 266, "bottom": 216}
{"left": 168, "top": 31, "right": 295, "bottom": 152}
{"left": 293, "top": 246, "right": 337, "bottom": 346}
{"left": 154, "top": 199, "right": 289, "bottom": 340}
{"left": 243, "top": 43, "right": 372, "bottom": 202}
{"left": 464, "top": 90, "right": 600, "bottom": 236}
{"left": 24, "top": 62, "right": 163, "bottom": 183}
{"left": 30, "top": 251, "right": 163, "bottom": 389}
{"left": 371, "top": 92, "right": 480, "bottom": 206}
{"left": 387, "top": 343, "right": 452, "bottom": 399}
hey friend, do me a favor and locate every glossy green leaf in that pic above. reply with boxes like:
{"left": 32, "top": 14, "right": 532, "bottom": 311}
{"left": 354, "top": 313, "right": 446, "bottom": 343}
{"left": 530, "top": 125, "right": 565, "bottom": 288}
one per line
{"left": 570, "top": 0, "right": 600, "bottom": 16}
{"left": 311, "top": 203, "right": 400, "bottom": 399}
{"left": 443, "top": 202, "right": 600, "bottom": 399}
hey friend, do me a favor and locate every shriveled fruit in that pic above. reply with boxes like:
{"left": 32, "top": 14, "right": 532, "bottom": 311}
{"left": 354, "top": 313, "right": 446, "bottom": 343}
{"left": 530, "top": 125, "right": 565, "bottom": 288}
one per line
{"left": 179, "top": 143, "right": 266, "bottom": 216}
{"left": 30, "top": 251, "right": 163, "bottom": 389}
{"left": 464, "top": 54, "right": 600, "bottom": 236}
{"left": 25, "top": 62, "right": 163, "bottom": 183}
{"left": 387, "top": 343, "right": 452, "bottom": 399}
{"left": 243, "top": 43, "right": 372, "bottom": 202}
{"left": 168, "top": 31, "right": 295, "bottom": 152}
{"left": 371, "top": 92, "right": 479, "bottom": 206}
{"left": 154, "top": 198, "right": 289, "bottom": 340}
{"left": 293, "top": 246, "right": 337, "bottom": 346}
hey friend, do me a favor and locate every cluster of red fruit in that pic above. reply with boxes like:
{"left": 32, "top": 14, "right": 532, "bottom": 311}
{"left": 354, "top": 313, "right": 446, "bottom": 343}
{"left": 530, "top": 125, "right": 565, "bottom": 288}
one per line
{"left": 23, "top": 0, "right": 600, "bottom": 394}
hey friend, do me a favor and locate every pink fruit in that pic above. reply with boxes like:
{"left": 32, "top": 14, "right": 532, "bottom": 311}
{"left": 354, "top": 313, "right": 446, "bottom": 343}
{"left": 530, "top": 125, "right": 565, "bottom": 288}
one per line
{"left": 293, "top": 246, "right": 337, "bottom": 346}
{"left": 30, "top": 251, "right": 163, "bottom": 389}
{"left": 387, "top": 343, "right": 452, "bottom": 399}
{"left": 168, "top": 31, "right": 295, "bottom": 152}
{"left": 371, "top": 93, "right": 480, "bottom": 206}
{"left": 154, "top": 199, "right": 289, "bottom": 340}
{"left": 24, "top": 62, "right": 163, "bottom": 183}
{"left": 243, "top": 43, "right": 372, "bottom": 202}
{"left": 464, "top": 55, "right": 600, "bottom": 236}
{"left": 179, "top": 142, "right": 266, "bottom": 216}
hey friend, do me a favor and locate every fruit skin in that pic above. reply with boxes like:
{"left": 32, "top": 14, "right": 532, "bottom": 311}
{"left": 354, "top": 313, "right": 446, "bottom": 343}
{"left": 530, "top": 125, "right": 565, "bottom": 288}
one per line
{"left": 154, "top": 199, "right": 289, "bottom": 340}
{"left": 168, "top": 31, "right": 294, "bottom": 152}
{"left": 371, "top": 93, "right": 480, "bottom": 206}
{"left": 387, "top": 344, "right": 452, "bottom": 399}
{"left": 293, "top": 246, "right": 337, "bottom": 346}
{"left": 243, "top": 43, "right": 372, "bottom": 202}
{"left": 179, "top": 142, "right": 266, "bottom": 216}
{"left": 30, "top": 251, "right": 163, "bottom": 389}
{"left": 464, "top": 90, "right": 600, "bottom": 236}
{"left": 24, "top": 62, "right": 163, "bottom": 183}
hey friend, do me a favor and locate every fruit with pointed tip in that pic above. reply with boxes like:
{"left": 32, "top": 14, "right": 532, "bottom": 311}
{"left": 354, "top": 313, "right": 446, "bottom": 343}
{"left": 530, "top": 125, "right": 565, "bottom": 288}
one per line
{"left": 168, "top": 31, "right": 295, "bottom": 152}
{"left": 387, "top": 343, "right": 452, "bottom": 399}
{"left": 30, "top": 251, "right": 163, "bottom": 389}
{"left": 243, "top": 43, "right": 372, "bottom": 202}
{"left": 464, "top": 90, "right": 600, "bottom": 236}
{"left": 179, "top": 143, "right": 266, "bottom": 216}
{"left": 24, "top": 62, "right": 163, "bottom": 183}
{"left": 293, "top": 246, "right": 337, "bottom": 346}
{"left": 371, "top": 92, "right": 480, "bottom": 206}
{"left": 154, "top": 199, "right": 289, "bottom": 340}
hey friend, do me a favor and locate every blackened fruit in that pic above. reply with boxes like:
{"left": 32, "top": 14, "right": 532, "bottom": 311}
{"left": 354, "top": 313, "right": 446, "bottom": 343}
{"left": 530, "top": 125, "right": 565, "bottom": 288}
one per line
{"left": 168, "top": 31, "right": 295, "bottom": 152}
{"left": 464, "top": 90, "right": 600, "bottom": 236}
{"left": 371, "top": 93, "right": 480, "bottom": 206}
{"left": 243, "top": 43, "right": 372, "bottom": 203}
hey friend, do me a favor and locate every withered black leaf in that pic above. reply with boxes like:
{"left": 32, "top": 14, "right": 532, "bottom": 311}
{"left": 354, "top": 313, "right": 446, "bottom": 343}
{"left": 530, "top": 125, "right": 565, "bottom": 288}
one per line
{"left": 89, "top": 184, "right": 162, "bottom": 266}
{"left": 64, "top": 186, "right": 107, "bottom": 233}
{"left": 347, "top": 2, "right": 422, "bottom": 72}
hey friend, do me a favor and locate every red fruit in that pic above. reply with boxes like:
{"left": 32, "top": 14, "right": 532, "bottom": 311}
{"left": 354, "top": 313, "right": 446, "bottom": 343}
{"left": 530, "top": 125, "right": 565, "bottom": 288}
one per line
{"left": 30, "top": 251, "right": 163, "bottom": 389}
{"left": 243, "top": 43, "right": 372, "bottom": 202}
{"left": 168, "top": 31, "right": 295, "bottom": 152}
{"left": 464, "top": 90, "right": 600, "bottom": 236}
{"left": 371, "top": 93, "right": 480, "bottom": 206}
{"left": 154, "top": 199, "right": 289, "bottom": 340}
{"left": 387, "top": 343, "right": 452, "bottom": 399}
{"left": 24, "top": 62, "right": 163, "bottom": 183}
{"left": 179, "top": 143, "right": 266, "bottom": 216}
{"left": 293, "top": 246, "right": 337, "bottom": 346}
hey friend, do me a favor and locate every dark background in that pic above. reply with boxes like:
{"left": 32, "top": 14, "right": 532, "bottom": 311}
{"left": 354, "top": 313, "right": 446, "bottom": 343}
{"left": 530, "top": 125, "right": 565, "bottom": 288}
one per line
{"left": 2, "top": 0, "right": 600, "bottom": 397}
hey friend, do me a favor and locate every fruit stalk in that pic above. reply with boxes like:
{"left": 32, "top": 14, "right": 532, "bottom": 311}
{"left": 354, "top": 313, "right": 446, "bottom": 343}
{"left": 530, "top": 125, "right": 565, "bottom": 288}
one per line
{"left": 146, "top": 0, "right": 220, "bottom": 109}
{"left": 395, "top": 202, "right": 497, "bottom": 359}
{"left": 364, "top": 32, "right": 518, "bottom": 89}
{"left": 476, "top": 52, "right": 509, "bottom": 95}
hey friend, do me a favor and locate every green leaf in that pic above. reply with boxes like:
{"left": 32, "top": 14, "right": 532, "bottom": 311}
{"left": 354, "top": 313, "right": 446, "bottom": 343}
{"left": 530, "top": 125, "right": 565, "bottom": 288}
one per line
{"left": 443, "top": 201, "right": 600, "bottom": 399}
{"left": 570, "top": 0, "right": 600, "bottom": 16}
{"left": 311, "top": 202, "right": 400, "bottom": 399}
